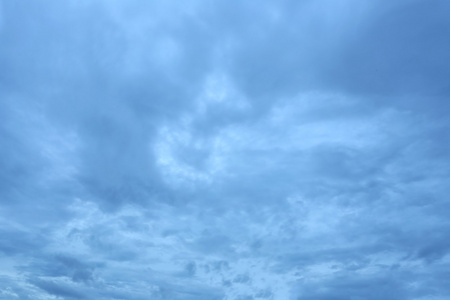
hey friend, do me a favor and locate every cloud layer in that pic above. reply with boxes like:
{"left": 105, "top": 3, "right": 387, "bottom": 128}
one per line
{"left": 1, "top": 0, "right": 450, "bottom": 299}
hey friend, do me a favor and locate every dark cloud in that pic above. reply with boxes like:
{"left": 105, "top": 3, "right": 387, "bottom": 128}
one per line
{"left": 326, "top": 0, "right": 450, "bottom": 97}
{"left": 30, "top": 279, "right": 88, "bottom": 300}
{"left": 295, "top": 275, "right": 409, "bottom": 300}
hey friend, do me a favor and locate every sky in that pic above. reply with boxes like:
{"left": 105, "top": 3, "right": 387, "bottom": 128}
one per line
{"left": 1, "top": 0, "right": 450, "bottom": 299}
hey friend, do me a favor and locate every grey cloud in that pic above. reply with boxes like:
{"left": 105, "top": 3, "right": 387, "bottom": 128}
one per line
{"left": 30, "top": 279, "right": 88, "bottom": 300}
{"left": 0, "top": 228, "right": 47, "bottom": 256}
{"left": 326, "top": 0, "right": 450, "bottom": 97}
{"left": 295, "top": 275, "right": 408, "bottom": 300}
{"left": 1, "top": 0, "right": 450, "bottom": 299}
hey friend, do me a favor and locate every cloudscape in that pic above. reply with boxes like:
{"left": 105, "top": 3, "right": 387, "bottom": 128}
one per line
{"left": 1, "top": 0, "right": 450, "bottom": 299}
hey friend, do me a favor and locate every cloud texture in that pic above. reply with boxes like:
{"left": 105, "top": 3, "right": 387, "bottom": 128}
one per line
{"left": 1, "top": 0, "right": 450, "bottom": 299}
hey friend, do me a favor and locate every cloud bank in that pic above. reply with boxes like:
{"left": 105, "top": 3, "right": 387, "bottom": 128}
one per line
{"left": 1, "top": 0, "right": 450, "bottom": 299}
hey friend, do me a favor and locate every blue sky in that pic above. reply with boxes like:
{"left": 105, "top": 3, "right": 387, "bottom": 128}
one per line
{"left": 1, "top": 0, "right": 450, "bottom": 299}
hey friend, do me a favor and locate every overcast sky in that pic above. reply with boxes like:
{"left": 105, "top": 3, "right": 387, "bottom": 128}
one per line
{"left": 1, "top": 0, "right": 450, "bottom": 299}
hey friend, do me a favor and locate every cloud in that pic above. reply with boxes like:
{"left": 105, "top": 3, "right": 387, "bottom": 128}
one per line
{"left": 1, "top": 0, "right": 450, "bottom": 299}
